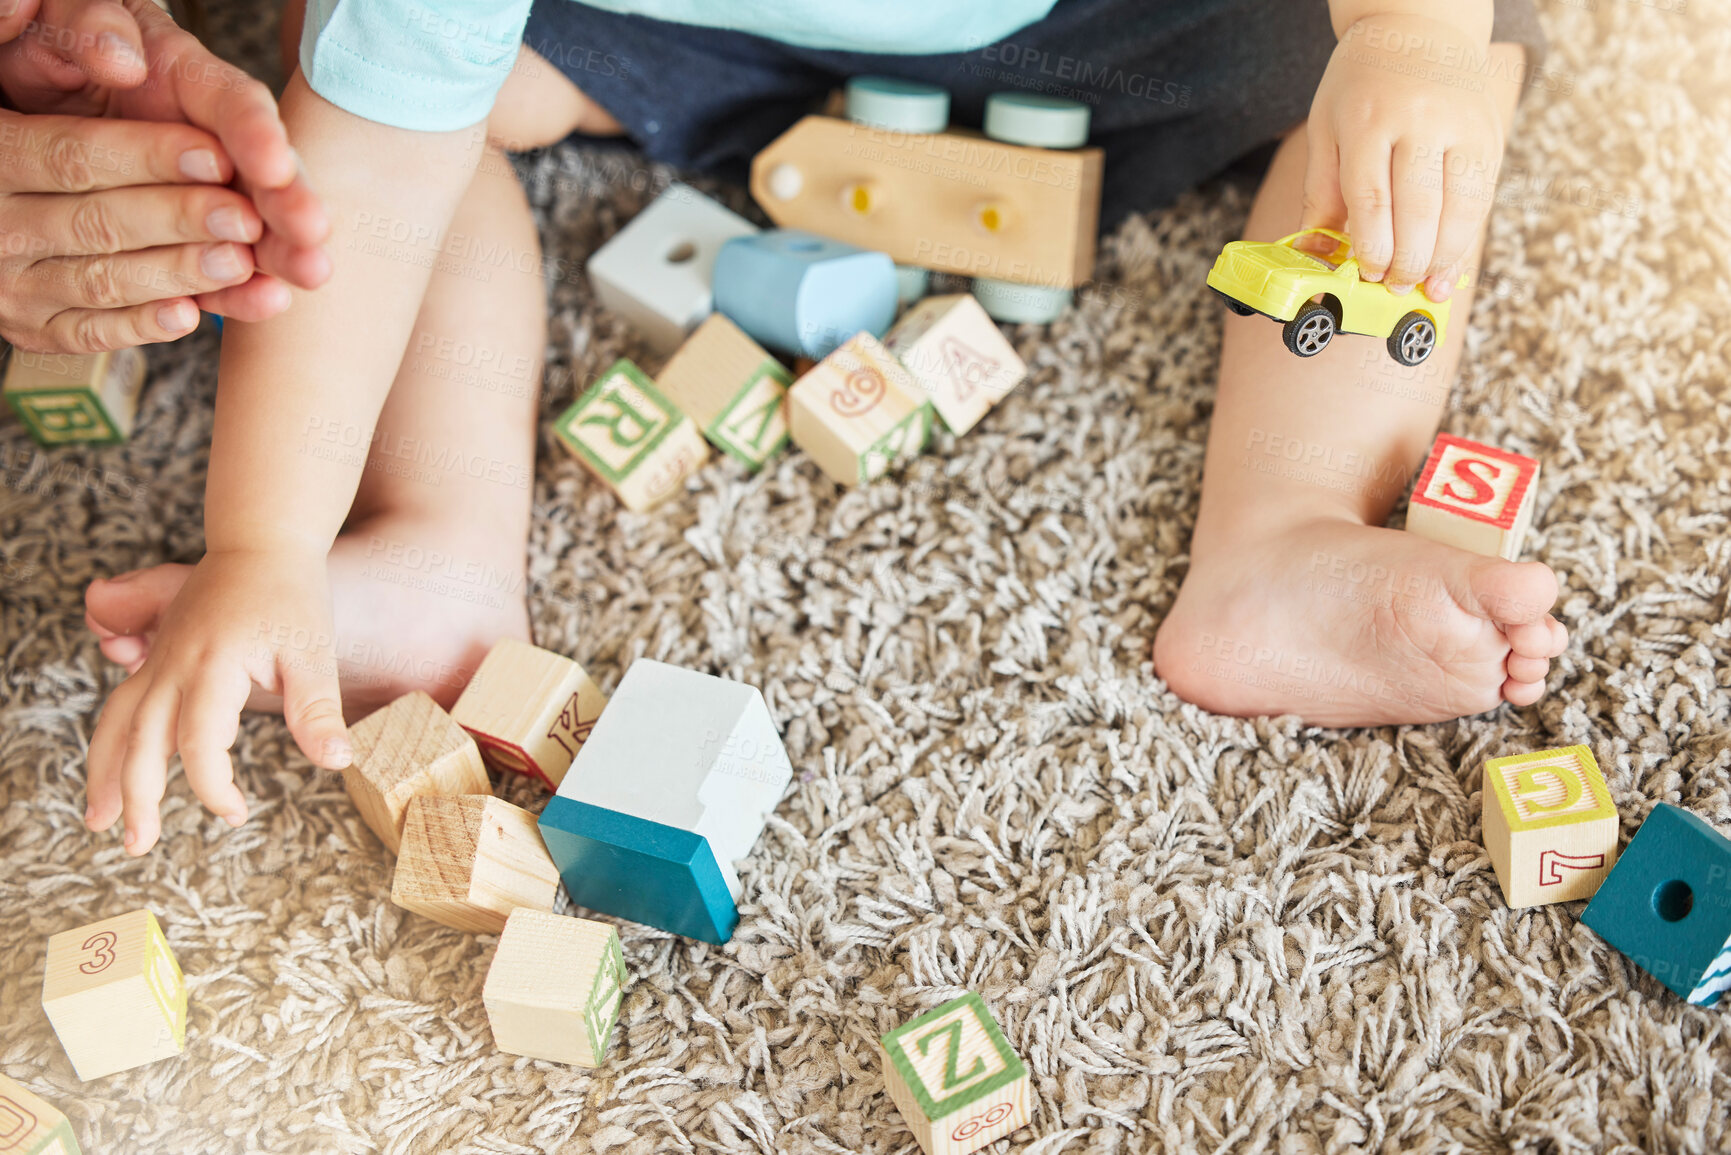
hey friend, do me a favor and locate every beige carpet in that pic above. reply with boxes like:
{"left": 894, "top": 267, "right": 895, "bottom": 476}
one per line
{"left": 5, "top": 0, "right": 1731, "bottom": 1151}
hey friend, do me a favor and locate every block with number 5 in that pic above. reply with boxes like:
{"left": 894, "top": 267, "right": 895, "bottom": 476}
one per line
{"left": 41, "top": 910, "right": 186, "bottom": 1081}
{"left": 1481, "top": 745, "right": 1618, "bottom": 908}
{"left": 1405, "top": 433, "right": 1540, "bottom": 560}
{"left": 879, "top": 992, "right": 1031, "bottom": 1155}
{"left": 555, "top": 359, "right": 709, "bottom": 513}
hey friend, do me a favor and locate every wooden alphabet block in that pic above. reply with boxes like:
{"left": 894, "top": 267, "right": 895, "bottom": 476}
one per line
{"left": 879, "top": 992, "right": 1031, "bottom": 1155}
{"left": 1482, "top": 745, "right": 1618, "bottom": 908}
{"left": 656, "top": 315, "right": 793, "bottom": 470}
{"left": 390, "top": 795, "right": 560, "bottom": 934}
{"left": 451, "top": 638, "right": 607, "bottom": 789}
{"left": 787, "top": 332, "right": 933, "bottom": 487}
{"left": 0, "top": 1074, "right": 81, "bottom": 1154}
{"left": 41, "top": 910, "right": 185, "bottom": 1081}
{"left": 554, "top": 359, "right": 710, "bottom": 512}
{"left": 344, "top": 691, "right": 491, "bottom": 853}
{"left": 1584, "top": 803, "right": 1731, "bottom": 1005}
{"left": 884, "top": 294, "right": 1027, "bottom": 435}
{"left": 586, "top": 183, "right": 757, "bottom": 353}
{"left": 1406, "top": 433, "right": 1540, "bottom": 560}
{"left": 482, "top": 909, "right": 627, "bottom": 1066}
{"left": 713, "top": 230, "right": 898, "bottom": 359}
{"left": 3, "top": 348, "right": 145, "bottom": 446}
{"left": 751, "top": 115, "right": 1102, "bottom": 291}
{"left": 539, "top": 659, "right": 793, "bottom": 944}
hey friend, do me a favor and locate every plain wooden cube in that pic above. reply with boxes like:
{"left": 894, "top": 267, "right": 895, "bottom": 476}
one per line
{"left": 656, "top": 314, "right": 793, "bottom": 469}
{"left": 451, "top": 638, "right": 608, "bottom": 789}
{"left": 3, "top": 348, "right": 145, "bottom": 446}
{"left": 344, "top": 691, "right": 492, "bottom": 853}
{"left": 1482, "top": 745, "right": 1619, "bottom": 908}
{"left": 483, "top": 909, "right": 627, "bottom": 1066}
{"left": 554, "top": 359, "right": 710, "bottom": 512}
{"left": 41, "top": 910, "right": 186, "bottom": 1081}
{"left": 879, "top": 993, "right": 1031, "bottom": 1155}
{"left": 0, "top": 1073, "right": 82, "bottom": 1154}
{"left": 787, "top": 332, "right": 932, "bottom": 486}
{"left": 884, "top": 294, "right": 1027, "bottom": 435}
{"left": 1406, "top": 433, "right": 1540, "bottom": 560}
{"left": 391, "top": 795, "right": 560, "bottom": 933}
{"left": 586, "top": 183, "right": 757, "bottom": 353}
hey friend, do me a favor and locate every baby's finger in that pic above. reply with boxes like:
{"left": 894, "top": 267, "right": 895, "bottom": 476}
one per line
{"left": 252, "top": 229, "right": 333, "bottom": 293}
{"left": 118, "top": 681, "right": 180, "bottom": 855}
{"left": 1299, "top": 116, "right": 1346, "bottom": 234}
{"left": 193, "top": 275, "right": 292, "bottom": 324}
{"left": 176, "top": 664, "right": 252, "bottom": 826}
{"left": 1385, "top": 138, "right": 1442, "bottom": 293}
{"left": 280, "top": 651, "right": 350, "bottom": 770}
{"left": 1424, "top": 146, "right": 1493, "bottom": 302}
{"left": 251, "top": 173, "right": 332, "bottom": 259}
{"left": 86, "top": 672, "right": 147, "bottom": 831}
{"left": 30, "top": 0, "right": 146, "bottom": 87}
{"left": 1340, "top": 136, "right": 1395, "bottom": 283}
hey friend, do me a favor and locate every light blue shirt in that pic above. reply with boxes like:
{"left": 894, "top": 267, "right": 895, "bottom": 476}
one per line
{"left": 301, "top": 0, "right": 1058, "bottom": 132}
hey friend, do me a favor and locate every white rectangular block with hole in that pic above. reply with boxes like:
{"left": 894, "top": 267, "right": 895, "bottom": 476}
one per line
{"left": 586, "top": 184, "right": 758, "bottom": 354}
{"left": 1405, "top": 433, "right": 1540, "bottom": 560}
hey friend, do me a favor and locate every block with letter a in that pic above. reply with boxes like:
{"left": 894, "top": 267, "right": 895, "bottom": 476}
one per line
{"left": 1481, "top": 745, "right": 1618, "bottom": 908}
{"left": 1405, "top": 433, "right": 1540, "bottom": 560}
{"left": 878, "top": 992, "right": 1031, "bottom": 1155}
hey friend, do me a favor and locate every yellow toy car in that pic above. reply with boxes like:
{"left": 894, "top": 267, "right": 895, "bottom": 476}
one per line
{"left": 1206, "top": 228, "right": 1455, "bottom": 365}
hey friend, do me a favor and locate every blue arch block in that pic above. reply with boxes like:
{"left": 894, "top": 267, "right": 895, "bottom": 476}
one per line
{"left": 1581, "top": 803, "right": 1731, "bottom": 1004}
{"left": 538, "top": 798, "right": 739, "bottom": 944}
{"left": 713, "top": 230, "right": 897, "bottom": 359}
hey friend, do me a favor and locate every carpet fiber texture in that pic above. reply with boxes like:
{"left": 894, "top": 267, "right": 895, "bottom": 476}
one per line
{"left": 3, "top": 0, "right": 1731, "bottom": 1151}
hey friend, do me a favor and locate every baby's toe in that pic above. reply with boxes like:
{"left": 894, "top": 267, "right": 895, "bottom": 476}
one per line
{"left": 1505, "top": 617, "right": 1556, "bottom": 660}
{"left": 1502, "top": 675, "right": 1548, "bottom": 708}
{"left": 1506, "top": 653, "right": 1550, "bottom": 684}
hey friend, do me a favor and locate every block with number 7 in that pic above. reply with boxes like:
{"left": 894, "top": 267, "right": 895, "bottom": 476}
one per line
{"left": 41, "top": 910, "right": 186, "bottom": 1081}
{"left": 1481, "top": 745, "right": 1618, "bottom": 908}
{"left": 879, "top": 992, "right": 1031, "bottom": 1155}
{"left": 1405, "top": 433, "right": 1540, "bottom": 560}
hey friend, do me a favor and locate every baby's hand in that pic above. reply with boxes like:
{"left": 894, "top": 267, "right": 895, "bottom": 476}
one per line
{"left": 85, "top": 549, "right": 352, "bottom": 855}
{"left": 1302, "top": 12, "right": 1505, "bottom": 301}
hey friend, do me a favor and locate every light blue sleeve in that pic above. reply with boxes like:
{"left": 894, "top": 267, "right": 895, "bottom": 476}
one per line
{"left": 299, "top": 0, "right": 533, "bottom": 131}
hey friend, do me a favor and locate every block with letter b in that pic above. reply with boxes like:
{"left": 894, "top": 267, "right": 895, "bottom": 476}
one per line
{"left": 879, "top": 992, "right": 1031, "bottom": 1155}
{"left": 884, "top": 294, "right": 1027, "bottom": 435}
{"left": 451, "top": 638, "right": 608, "bottom": 789}
{"left": 1481, "top": 745, "right": 1618, "bottom": 908}
{"left": 554, "top": 359, "right": 709, "bottom": 513}
{"left": 788, "top": 332, "right": 932, "bottom": 487}
{"left": 40, "top": 910, "right": 186, "bottom": 1081}
{"left": 4, "top": 348, "right": 145, "bottom": 446}
{"left": 1405, "top": 433, "right": 1540, "bottom": 560}
{"left": 656, "top": 314, "right": 792, "bottom": 470}
{"left": 0, "top": 1073, "right": 81, "bottom": 1154}
{"left": 482, "top": 908, "right": 627, "bottom": 1066}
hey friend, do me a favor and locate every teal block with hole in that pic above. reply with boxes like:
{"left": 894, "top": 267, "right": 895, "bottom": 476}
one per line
{"left": 713, "top": 230, "right": 897, "bottom": 359}
{"left": 1581, "top": 803, "right": 1731, "bottom": 1004}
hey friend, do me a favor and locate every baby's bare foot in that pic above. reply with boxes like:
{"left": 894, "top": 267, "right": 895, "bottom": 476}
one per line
{"left": 85, "top": 511, "right": 529, "bottom": 720}
{"left": 1154, "top": 514, "right": 1567, "bottom": 726}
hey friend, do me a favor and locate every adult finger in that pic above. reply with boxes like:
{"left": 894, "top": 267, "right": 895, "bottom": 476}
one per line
{"left": 1385, "top": 138, "right": 1443, "bottom": 294}
{"left": 0, "top": 182, "right": 261, "bottom": 259}
{"left": 1339, "top": 135, "right": 1395, "bottom": 283}
{"left": 26, "top": 0, "right": 147, "bottom": 87}
{"left": 0, "top": 0, "right": 45, "bottom": 46}
{"left": 0, "top": 109, "right": 234, "bottom": 193}
{"left": 86, "top": 669, "right": 147, "bottom": 832}
{"left": 176, "top": 664, "right": 252, "bottom": 826}
{"left": 118, "top": 680, "right": 179, "bottom": 854}
{"left": 28, "top": 239, "right": 252, "bottom": 311}
{"left": 33, "top": 296, "right": 200, "bottom": 351}
{"left": 1424, "top": 145, "right": 1496, "bottom": 302}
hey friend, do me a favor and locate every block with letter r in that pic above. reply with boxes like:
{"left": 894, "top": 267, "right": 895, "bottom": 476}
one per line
{"left": 1481, "top": 745, "right": 1618, "bottom": 908}
{"left": 553, "top": 358, "right": 708, "bottom": 512}
{"left": 878, "top": 992, "right": 1031, "bottom": 1155}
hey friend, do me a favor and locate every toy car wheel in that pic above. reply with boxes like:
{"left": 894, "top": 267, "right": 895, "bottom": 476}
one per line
{"left": 1388, "top": 312, "right": 1438, "bottom": 365}
{"left": 1283, "top": 302, "right": 1336, "bottom": 357}
{"left": 1212, "top": 288, "right": 1256, "bottom": 317}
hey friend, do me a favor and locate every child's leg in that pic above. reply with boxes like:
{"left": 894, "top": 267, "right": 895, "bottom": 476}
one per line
{"left": 1153, "top": 43, "right": 1567, "bottom": 727}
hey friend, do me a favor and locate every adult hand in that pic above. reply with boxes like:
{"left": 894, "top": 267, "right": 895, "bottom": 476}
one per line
{"left": 0, "top": 0, "right": 331, "bottom": 351}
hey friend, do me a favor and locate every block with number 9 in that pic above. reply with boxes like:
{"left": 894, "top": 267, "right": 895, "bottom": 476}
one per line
{"left": 41, "top": 910, "right": 186, "bottom": 1081}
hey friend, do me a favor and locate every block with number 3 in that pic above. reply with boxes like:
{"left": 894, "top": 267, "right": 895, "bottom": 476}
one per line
{"left": 788, "top": 332, "right": 931, "bottom": 487}
{"left": 555, "top": 359, "right": 709, "bottom": 512}
{"left": 879, "top": 992, "right": 1031, "bottom": 1155}
{"left": 41, "top": 910, "right": 186, "bottom": 1081}
{"left": 483, "top": 909, "right": 627, "bottom": 1066}
{"left": 1482, "top": 745, "right": 1619, "bottom": 908}
{"left": 1405, "top": 433, "right": 1540, "bottom": 560}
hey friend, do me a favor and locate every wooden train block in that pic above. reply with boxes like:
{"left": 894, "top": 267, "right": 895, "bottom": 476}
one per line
{"left": 1481, "top": 745, "right": 1618, "bottom": 908}
{"left": 1584, "top": 803, "right": 1731, "bottom": 1005}
{"left": 539, "top": 659, "right": 793, "bottom": 944}
{"left": 751, "top": 115, "right": 1102, "bottom": 290}
{"left": 1405, "top": 433, "right": 1540, "bottom": 560}
{"left": 0, "top": 1073, "right": 81, "bottom": 1154}
{"left": 656, "top": 314, "right": 792, "bottom": 469}
{"left": 451, "top": 638, "right": 607, "bottom": 789}
{"left": 553, "top": 359, "right": 709, "bottom": 513}
{"left": 884, "top": 294, "right": 1027, "bottom": 435}
{"left": 3, "top": 348, "right": 145, "bottom": 446}
{"left": 879, "top": 992, "right": 1032, "bottom": 1155}
{"left": 712, "top": 230, "right": 898, "bottom": 359}
{"left": 344, "top": 691, "right": 491, "bottom": 853}
{"left": 390, "top": 795, "right": 560, "bottom": 934}
{"left": 482, "top": 909, "right": 627, "bottom": 1066}
{"left": 586, "top": 183, "right": 757, "bottom": 353}
{"left": 40, "top": 910, "right": 185, "bottom": 1081}
{"left": 787, "top": 332, "right": 932, "bottom": 487}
